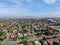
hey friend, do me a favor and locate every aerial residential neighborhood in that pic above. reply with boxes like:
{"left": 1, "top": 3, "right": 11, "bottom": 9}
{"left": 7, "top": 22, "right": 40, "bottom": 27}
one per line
{"left": 0, "top": 18, "right": 60, "bottom": 45}
{"left": 0, "top": 0, "right": 60, "bottom": 45}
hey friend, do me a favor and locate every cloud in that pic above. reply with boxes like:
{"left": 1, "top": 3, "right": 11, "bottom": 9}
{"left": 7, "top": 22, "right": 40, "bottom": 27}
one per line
{"left": 42, "top": 11, "right": 60, "bottom": 17}
{"left": 8, "top": 0, "right": 24, "bottom": 6}
{"left": 0, "top": 2, "right": 7, "bottom": 8}
{"left": 0, "top": 7, "right": 32, "bottom": 17}
{"left": 0, "top": 7, "right": 60, "bottom": 18}
{"left": 0, "top": 0, "right": 60, "bottom": 18}
{"left": 0, "top": 0, "right": 32, "bottom": 16}
{"left": 9, "top": 0, "right": 20, "bottom": 4}
{"left": 26, "top": 0, "right": 33, "bottom": 2}
{"left": 44, "top": 0, "right": 56, "bottom": 4}
{"left": 56, "top": 7, "right": 60, "bottom": 11}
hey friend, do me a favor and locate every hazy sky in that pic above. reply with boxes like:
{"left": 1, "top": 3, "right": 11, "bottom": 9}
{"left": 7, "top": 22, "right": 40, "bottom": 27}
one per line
{"left": 0, "top": 0, "right": 60, "bottom": 17}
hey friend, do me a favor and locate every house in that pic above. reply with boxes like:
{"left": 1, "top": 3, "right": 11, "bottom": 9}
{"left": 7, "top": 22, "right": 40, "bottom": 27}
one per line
{"left": 17, "top": 33, "right": 23, "bottom": 40}
{"left": 13, "top": 29, "right": 17, "bottom": 34}
{"left": 27, "top": 41, "right": 33, "bottom": 45}
{"left": 47, "top": 26, "right": 60, "bottom": 32}
{"left": 10, "top": 33, "right": 17, "bottom": 40}
{"left": 34, "top": 40, "right": 41, "bottom": 45}
{"left": 24, "top": 33, "right": 28, "bottom": 37}
{"left": 19, "top": 44, "right": 24, "bottom": 45}
{"left": 47, "top": 38, "right": 54, "bottom": 45}
{"left": 27, "top": 32, "right": 33, "bottom": 36}
{"left": 41, "top": 40, "right": 48, "bottom": 45}
{"left": 54, "top": 38, "right": 59, "bottom": 42}
{"left": 18, "top": 33, "right": 23, "bottom": 37}
{"left": 18, "top": 42, "right": 24, "bottom": 45}
{"left": 3, "top": 29, "right": 8, "bottom": 33}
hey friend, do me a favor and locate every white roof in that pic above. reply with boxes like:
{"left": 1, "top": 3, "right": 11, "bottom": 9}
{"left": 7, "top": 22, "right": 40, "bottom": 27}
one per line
{"left": 34, "top": 41, "right": 39, "bottom": 44}
{"left": 19, "top": 44, "right": 24, "bottom": 45}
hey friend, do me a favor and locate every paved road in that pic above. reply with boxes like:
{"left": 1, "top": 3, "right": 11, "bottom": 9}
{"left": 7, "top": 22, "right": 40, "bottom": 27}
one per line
{"left": 28, "top": 34, "right": 60, "bottom": 41}
{"left": 2, "top": 33, "right": 10, "bottom": 45}
{"left": 2, "top": 33, "right": 60, "bottom": 45}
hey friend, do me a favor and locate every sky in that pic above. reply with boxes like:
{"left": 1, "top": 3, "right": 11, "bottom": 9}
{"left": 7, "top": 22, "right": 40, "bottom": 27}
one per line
{"left": 0, "top": 0, "right": 60, "bottom": 18}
